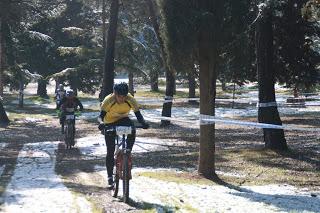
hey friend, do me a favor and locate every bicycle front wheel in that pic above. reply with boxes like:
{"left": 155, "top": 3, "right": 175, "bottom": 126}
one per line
{"left": 122, "top": 153, "right": 130, "bottom": 203}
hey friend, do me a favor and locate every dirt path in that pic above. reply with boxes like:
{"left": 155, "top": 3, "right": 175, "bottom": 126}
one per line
{"left": 0, "top": 97, "right": 319, "bottom": 212}
{"left": 0, "top": 116, "right": 139, "bottom": 212}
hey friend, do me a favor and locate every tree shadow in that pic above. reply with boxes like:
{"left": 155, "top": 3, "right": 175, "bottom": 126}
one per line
{"left": 229, "top": 186, "right": 319, "bottom": 212}
{"left": 210, "top": 175, "right": 320, "bottom": 212}
{"left": 130, "top": 199, "right": 179, "bottom": 212}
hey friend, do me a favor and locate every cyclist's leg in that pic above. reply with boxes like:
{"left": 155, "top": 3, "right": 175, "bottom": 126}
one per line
{"left": 60, "top": 112, "right": 66, "bottom": 134}
{"left": 72, "top": 118, "right": 75, "bottom": 134}
{"left": 105, "top": 132, "right": 116, "bottom": 180}
{"left": 126, "top": 129, "right": 136, "bottom": 150}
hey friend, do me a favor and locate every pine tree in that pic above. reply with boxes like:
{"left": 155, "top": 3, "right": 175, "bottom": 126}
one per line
{"left": 256, "top": 2, "right": 288, "bottom": 151}
{"left": 274, "top": 0, "right": 320, "bottom": 94}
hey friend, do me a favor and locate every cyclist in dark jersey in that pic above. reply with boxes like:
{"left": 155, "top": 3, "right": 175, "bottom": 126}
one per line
{"left": 58, "top": 89, "right": 83, "bottom": 134}
{"left": 55, "top": 84, "right": 66, "bottom": 109}
{"left": 98, "top": 82, "right": 149, "bottom": 187}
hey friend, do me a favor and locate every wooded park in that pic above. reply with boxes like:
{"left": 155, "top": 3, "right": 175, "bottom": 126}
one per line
{"left": 0, "top": 0, "right": 319, "bottom": 212}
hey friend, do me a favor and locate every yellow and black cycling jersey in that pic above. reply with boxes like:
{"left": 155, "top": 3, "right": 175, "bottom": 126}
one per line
{"left": 100, "top": 93, "right": 140, "bottom": 124}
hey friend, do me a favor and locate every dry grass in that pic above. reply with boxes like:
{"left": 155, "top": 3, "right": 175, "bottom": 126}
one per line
{"left": 0, "top": 91, "right": 319, "bottom": 211}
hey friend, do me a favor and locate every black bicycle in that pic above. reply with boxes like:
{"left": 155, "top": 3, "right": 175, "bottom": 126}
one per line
{"left": 105, "top": 125, "right": 134, "bottom": 203}
{"left": 64, "top": 112, "right": 78, "bottom": 149}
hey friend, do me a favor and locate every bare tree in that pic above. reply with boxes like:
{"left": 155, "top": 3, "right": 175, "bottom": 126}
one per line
{"left": 146, "top": 0, "right": 175, "bottom": 126}
{"left": 101, "top": 0, "right": 120, "bottom": 100}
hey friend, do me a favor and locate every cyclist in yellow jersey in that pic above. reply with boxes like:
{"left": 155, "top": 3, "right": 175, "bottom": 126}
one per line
{"left": 98, "top": 82, "right": 149, "bottom": 187}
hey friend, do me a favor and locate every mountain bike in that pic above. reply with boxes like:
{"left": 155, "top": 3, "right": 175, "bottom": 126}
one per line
{"left": 64, "top": 110, "right": 81, "bottom": 149}
{"left": 105, "top": 125, "right": 135, "bottom": 203}
{"left": 64, "top": 112, "right": 75, "bottom": 149}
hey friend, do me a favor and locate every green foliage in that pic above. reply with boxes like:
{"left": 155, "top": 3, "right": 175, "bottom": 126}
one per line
{"left": 273, "top": 0, "right": 320, "bottom": 90}
{"left": 115, "top": 0, "right": 163, "bottom": 80}
{"left": 159, "top": 0, "right": 256, "bottom": 86}
{"left": 30, "top": 0, "right": 101, "bottom": 93}
{"left": 302, "top": 0, "right": 320, "bottom": 21}
{"left": 4, "top": 64, "right": 32, "bottom": 91}
{"left": 159, "top": 0, "right": 199, "bottom": 72}
{"left": 218, "top": 1, "right": 257, "bottom": 85}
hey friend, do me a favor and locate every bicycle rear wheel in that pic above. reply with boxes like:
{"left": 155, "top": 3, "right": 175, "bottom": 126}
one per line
{"left": 122, "top": 153, "right": 130, "bottom": 203}
{"left": 112, "top": 174, "right": 119, "bottom": 197}
{"left": 66, "top": 123, "right": 74, "bottom": 149}
{"left": 64, "top": 124, "right": 70, "bottom": 149}
{"left": 70, "top": 123, "right": 75, "bottom": 146}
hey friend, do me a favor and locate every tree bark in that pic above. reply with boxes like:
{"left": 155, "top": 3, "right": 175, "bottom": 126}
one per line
{"left": 0, "top": 18, "right": 4, "bottom": 96}
{"left": 198, "top": 39, "right": 217, "bottom": 178}
{"left": 150, "top": 69, "right": 159, "bottom": 92}
{"left": 145, "top": 0, "right": 175, "bottom": 126}
{"left": 197, "top": 0, "right": 217, "bottom": 178}
{"left": 0, "top": 99, "right": 9, "bottom": 125}
{"left": 161, "top": 70, "right": 175, "bottom": 126}
{"left": 256, "top": 7, "right": 288, "bottom": 151}
{"left": 128, "top": 70, "right": 134, "bottom": 96}
{"left": 18, "top": 80, "right": 24, "bottom": 108}
{"left": 101, "top": 0, "right": 119, "bottom": 100}
{"left": 102, "top": 0, "right": 107, "bottom": 52}
{"left": 37, "top": 79, "right": 48, "bottom": 98}
{"left": 188, "top": 66, "right": 196, "bottom": 99}
{"left": 221, "top": 81, "right": 226, "bottom": 91}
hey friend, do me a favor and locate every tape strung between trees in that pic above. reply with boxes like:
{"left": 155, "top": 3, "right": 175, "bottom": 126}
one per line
{"left": 144, "top": 114, "right": 320, "bottom": 132}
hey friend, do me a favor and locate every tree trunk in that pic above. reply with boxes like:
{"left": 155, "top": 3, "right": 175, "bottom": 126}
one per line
{"left": 161, "top": 70, "right": 175, "bottom": 126}
{"left": 293, "top": 86, "right": 299, "bottom": 98}
{"left": 18, "top": 80, "right": 24, "bottom": 108}
{"left": 69, "top": 75, "right": 78, "bottom": 96}
{"left": 98, "top": 0, "right": 107, "bottom": 101}
{"left": 102, "top": 0, "right": 107, "bottom": 52}
{"left": 145, "top": 0, "right": 175, "bottom": 125}
{"left": 150, "top": 68, "right": 159, "bottom": 92}
{"left": 256, "top": 7, "right": 288, "bottom": 151}
{"left": 0, "top": 99, "right": 9, "bottom": 125}
{"left": 198, "top": 39, "right": 217, "bottom": 178}
{"left": 197, "top": 0, "right": 217, "bottom": 178}
{"left": 221, "top": 81, "right": 226, "bottom": 91}
{"left": 101, "top": 0, "right": 119, "bottom": 100}
{"left": 188, "top": 66, "right": 196, "bottom": 99}
{"left": 128, "top": 70, "right": 134, "bottom": 96}
{"left": 37, "top": 79, "right": 48, "bottom": 98}
{"left": 0, "top": 18, "right": 4, "bottom": 96}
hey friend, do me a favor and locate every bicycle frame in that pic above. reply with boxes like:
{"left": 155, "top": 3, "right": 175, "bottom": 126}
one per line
{"left": 64, "top": 113, "right": 76, "bottom": 149}
{"left": 107, "top": 125, "right": 133, "bottom": 203}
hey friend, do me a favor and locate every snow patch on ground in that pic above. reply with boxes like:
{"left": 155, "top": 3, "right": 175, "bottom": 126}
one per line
{"left": 0, "top": 142, "right": 7, "bottom": 150}
{"left": 143, "top": 104, "right": 320, "bottom": 125}
{"left": 81, "top": 100, "right": 99, "bottom": 109}
{"left": 78, "top": 112, "right": 99, "bottom": 120}
{"left": 76, "top": 135, "right": 171, "bottom": 157}
{"left": 0, "top": 165, "right": 5, "bottom": 177}
{"left": 1, "top": 141, "right": 92, "bottom": 213}
{"left": 10, "top": 99, "right": 55, "bottom": 109}
{"left": 15, "top": 117, "right": 45, "bottom": 123}
{"left": 94, "top": 167, "right": 320, "bottom": 213}
{"left": 76, "top": 135, "right": 106, "bottom": 158}
{"left": 81, "top": 136, "right": 320, "bottom": 212}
